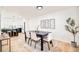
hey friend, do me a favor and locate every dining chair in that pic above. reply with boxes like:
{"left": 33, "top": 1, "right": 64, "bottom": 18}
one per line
{"left": 1, "top": 33, "right": 11, "bottom": 52}
{"left": 26, "top": 32, "right": 31, "bottom": 44}
{"left": 7, "top": 31, "right": 13, "bottom": 37}
{"left": 30, "top": 32, "right": 40, "bottom": 48}
{"left": 1, "top": 33, "right": 10, "bottom": 45}
{"left": 43, "top": 33, "right": 53, "bottom": 50}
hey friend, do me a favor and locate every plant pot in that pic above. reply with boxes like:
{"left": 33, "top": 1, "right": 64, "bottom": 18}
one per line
{"left": 71, "top": 41, "right": 77, "bottom": 47}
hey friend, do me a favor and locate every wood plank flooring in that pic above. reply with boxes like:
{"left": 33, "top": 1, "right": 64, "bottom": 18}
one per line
{"left": 1, "top": 33, "right": 79, "bottom": 52}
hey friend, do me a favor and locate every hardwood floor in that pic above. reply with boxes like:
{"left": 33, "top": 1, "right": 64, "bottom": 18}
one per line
{"left": 1, "top": 33, "right": 79, "bottom": 52}
{"left": 51, "top": 40, "right": 79, "bottom": 52}
{"left": 2, "top": 33, "right": 32, "bottom": 52}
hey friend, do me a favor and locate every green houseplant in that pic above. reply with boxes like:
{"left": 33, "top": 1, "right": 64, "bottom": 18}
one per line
{"left": 65, "top": 17, "right": 79, "bottom": 47}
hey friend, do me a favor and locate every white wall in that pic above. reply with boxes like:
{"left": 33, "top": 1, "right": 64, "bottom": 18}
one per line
{"left": 0, "top": 12, "right": 1, "bottom": 35}
{"left": 29, "top": 7, "right": 79, "bottom": 45}
{"left": 0, "top": 8, "right": 2, "bottom": 35}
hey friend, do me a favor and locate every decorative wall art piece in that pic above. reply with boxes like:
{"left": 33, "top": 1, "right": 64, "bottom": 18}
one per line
{"left": 40, "top": 18, "right": 55, "bottom": 29}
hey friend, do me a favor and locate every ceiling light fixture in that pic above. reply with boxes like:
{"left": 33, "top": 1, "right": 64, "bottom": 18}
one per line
{"left": 36, "top": 6, "right": 43, "bottom": 10}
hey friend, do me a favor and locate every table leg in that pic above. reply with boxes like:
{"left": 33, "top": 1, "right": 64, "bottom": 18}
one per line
{"left": 9, "top": 38, "right": 11, "bottom": 52}
{"left": 0, "top": 40, "right": 2, "bottom": 52}
{"left": 41, "top": 36, "right": 43, "bottom": 51}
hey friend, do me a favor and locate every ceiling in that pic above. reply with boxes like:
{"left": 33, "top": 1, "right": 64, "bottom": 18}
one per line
{"left": 0, "top": 6, "right": 74, "bottom": 18}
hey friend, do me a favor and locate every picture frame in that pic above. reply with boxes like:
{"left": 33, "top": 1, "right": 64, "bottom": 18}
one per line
{"left": 40, "top": 18, "right": 55, "bottom": 29}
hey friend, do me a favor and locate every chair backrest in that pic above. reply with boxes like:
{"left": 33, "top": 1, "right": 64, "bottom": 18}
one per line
{"left": 47, "top": 33, "right": 53, "bottom": 40}
{"left": 2, "top": 33, "right": 10, "bottom": 38}
{"left": 31, "top": 32, "right": 37, "bottom": 39}
{"left": 26, "top": 32, "right": 30, "bottom": 38}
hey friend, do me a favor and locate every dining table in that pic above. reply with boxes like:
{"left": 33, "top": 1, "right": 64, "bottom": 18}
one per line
{"left": 36, "top": 31, "right": 51, "bottom": 51}
{"left": 29, "top": 30, "right": 50, "bottom": 51}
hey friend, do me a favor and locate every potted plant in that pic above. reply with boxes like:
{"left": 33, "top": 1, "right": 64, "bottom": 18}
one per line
{"left": 65, "top": 17, "right": 79, "bottom": 47}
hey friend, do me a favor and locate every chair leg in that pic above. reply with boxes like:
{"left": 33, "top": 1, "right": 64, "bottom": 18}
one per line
{"left": 0, "top": 40, "right": 2, "bottom": 52}
{"left": 34, "top": 42, "right": 36, "bottom": 48}
{"left": 51, "top": 40, "right": 53, "bottom": 47}
{"left": 47, "top": 42, "right": 50, "bottom": 50}
{"left": 28, "top": 40, "right": 29, "bottom": 44}
{"left": 25, "top": 37, "right": 27, "bottom": 42}
{"left": 7, "top": 39, "right": 8, "bottom": 45}
{"left": 30, "top": 40, "right": 32, "bottom": 46}
{"left": 28, "top": 38, "right": 30, "bottom": 44}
